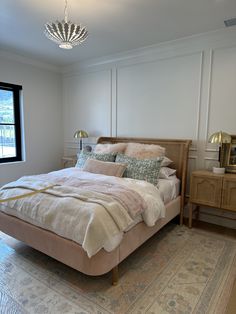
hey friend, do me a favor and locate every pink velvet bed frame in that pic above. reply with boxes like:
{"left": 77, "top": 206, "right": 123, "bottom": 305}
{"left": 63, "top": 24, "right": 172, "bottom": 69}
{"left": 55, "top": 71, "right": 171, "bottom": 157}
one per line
{"left": 0, "top": 137, "right": 191, "bottom": 285}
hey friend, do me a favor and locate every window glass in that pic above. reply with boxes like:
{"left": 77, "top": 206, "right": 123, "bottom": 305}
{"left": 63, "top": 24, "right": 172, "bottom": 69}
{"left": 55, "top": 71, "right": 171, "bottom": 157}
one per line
{"left": 0, "top": 82, "right": 22, "bottom": 163}
{"left": 0, "top": 90, "right": 14, "bottom": 123}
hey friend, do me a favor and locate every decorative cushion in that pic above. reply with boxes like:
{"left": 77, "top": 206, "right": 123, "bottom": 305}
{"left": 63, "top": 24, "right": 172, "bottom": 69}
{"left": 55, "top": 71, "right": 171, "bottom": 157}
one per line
{"left": 83, "top": 145, "right": 92, "bottom": 152}
{"left": 94, "top": 143, "right": 127, "bottom": 154}
{"left": 115, "top": 153, "right": 163, "bottom": 186}
{"left": 161, "top": 156, "right": 173, "bottom": 167}
{"left": 159, "top": 167, "right": 176, "bottom": 179}
{"left": 83, "top": 159, "right": 127, "bottom": 177}
{"left": 75, "top": 151, "right": 116, "bottom": 169}
{"left": 124, "top": 143, "right": 165, "bottom": 159}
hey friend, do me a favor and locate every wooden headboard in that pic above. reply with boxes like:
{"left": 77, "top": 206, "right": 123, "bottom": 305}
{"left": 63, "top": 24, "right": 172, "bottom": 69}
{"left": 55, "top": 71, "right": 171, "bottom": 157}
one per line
{"left": 97, "top": 137, "right": 192, "bottom": 224}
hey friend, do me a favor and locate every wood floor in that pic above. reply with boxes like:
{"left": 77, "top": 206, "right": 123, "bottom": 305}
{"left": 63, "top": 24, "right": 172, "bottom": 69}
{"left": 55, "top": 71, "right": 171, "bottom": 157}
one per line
{"left": 190, "top": 219, "right": 236, "bottom": 314}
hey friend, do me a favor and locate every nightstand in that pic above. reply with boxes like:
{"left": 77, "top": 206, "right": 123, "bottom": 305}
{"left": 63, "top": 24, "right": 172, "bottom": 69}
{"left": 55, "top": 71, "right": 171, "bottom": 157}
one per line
{"left": 189, "top": 170, "right": 236, "bottom": 228}
{"left": 61, "top": 155, "right": 77, "bottom": 168}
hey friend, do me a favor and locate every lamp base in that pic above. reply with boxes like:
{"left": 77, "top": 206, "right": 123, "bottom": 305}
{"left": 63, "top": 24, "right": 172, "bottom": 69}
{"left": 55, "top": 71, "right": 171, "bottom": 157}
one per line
{"left": 212, "top": 167, "right": 225, "bottom": 174}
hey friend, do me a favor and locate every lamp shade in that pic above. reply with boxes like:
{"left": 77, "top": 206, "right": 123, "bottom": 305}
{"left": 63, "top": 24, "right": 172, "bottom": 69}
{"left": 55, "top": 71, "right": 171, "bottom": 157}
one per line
{"left": 208, "top": 131, "right": 231, "bottom": 144}
{"left": 73, "top": 130, "right": 88, "bottom": 139}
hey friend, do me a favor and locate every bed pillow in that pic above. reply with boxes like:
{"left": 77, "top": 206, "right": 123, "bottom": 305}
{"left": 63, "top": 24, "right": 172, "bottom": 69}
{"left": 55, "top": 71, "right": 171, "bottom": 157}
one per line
{"left": 159, "top": 167, "right": 176, "bottom": 179}
{"left": 75, "top": 151, "right": 116, "bottom": 169}
{"left": 161, "top": 156, "right": 173, "bottom": 167}
{"left": 94, "top": 143, "right": 127, "bottom": 154}
{"left": 124, "top": 142, "right": 165, "bottom": 159}
{"left": 83, "top": 159, "right": 127, "bottom": 177}
{"left": 115, "top": 153, "right": 163, "bottom": 186}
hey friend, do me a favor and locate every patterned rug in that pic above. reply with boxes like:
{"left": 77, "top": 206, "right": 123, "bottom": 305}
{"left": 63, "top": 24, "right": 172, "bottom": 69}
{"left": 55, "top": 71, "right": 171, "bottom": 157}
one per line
{"left": 0, "top": 224, "right": 235, "bottom": 314}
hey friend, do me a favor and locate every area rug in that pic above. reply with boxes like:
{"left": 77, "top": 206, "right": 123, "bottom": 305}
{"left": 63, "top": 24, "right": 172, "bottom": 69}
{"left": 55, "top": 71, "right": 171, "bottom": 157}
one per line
{"left": 0, "top": 224, "right": 235, "bottom": 314}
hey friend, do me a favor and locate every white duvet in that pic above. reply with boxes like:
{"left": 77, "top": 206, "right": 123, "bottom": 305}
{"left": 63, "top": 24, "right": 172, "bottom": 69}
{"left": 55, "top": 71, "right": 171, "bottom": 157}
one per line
{"left": 0, "top": 168, "right": 165, "bottom": 257}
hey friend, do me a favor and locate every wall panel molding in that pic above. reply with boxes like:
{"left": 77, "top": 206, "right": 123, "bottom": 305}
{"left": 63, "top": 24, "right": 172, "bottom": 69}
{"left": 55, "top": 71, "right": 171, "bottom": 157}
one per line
{"left": 116, "top": 51, "right": 202, "bottom": 140}
{"left": 196, "top": 51, "right": 204, "bottom": 141}
{"left": 205, "top": 44, "right": 236, "bottom": 147}
{"left": 63, "top": 69, "right": 112, "bottom": 141}
{"left": 111, "top": 67, "right": 118, "bottom": 137}
{"left": 205, "top": 49, "right": 213, "bottom": 146}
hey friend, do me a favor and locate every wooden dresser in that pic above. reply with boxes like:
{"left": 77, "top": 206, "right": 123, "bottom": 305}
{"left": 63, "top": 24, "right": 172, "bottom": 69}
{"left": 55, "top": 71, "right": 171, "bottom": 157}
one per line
{"left": 189, "top": 170, "right": 236, "bottom": 227}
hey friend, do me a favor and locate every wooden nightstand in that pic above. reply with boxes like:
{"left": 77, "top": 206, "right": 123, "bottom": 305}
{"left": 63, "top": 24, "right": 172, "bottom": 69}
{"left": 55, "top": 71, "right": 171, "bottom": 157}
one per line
{"left": 189, "top": 170, "right": 236, "bottom": 228}
{"left": 61, "top": 156, "right": 77, "bottom": 168}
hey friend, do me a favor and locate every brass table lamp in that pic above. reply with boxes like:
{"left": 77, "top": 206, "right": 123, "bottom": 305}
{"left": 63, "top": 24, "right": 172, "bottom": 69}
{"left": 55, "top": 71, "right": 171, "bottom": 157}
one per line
{"left": 74, "top": 130, "right": 88, "bottom": 151}
{"left": 208, "top": 131, "right": 231, "bottom": 173}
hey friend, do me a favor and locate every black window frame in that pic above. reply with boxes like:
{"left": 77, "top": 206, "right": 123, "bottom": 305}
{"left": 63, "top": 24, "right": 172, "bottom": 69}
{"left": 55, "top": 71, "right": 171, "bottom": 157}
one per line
{"left": 0, "top": 82, "right": 23, "bottom": 163}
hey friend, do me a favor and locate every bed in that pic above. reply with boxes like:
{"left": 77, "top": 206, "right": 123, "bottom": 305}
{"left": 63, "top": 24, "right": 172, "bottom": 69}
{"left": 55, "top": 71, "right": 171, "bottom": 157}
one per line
{"left": 0, "top": 136, "right": 191, "bottom": 285}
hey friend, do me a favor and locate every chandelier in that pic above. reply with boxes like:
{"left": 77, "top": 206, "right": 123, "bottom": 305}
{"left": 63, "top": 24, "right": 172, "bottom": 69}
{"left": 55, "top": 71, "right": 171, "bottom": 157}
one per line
{"left": 44, "top": 0, "right": 88, "bottom": 49}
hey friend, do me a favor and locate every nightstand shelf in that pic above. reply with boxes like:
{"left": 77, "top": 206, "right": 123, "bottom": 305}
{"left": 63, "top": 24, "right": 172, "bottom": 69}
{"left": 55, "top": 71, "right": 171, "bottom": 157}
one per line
{"left": 61, "top": 156, "right": 77, "bottom": 168}
{"left": 189, "top": 170, "right": 236, "bottom": 228}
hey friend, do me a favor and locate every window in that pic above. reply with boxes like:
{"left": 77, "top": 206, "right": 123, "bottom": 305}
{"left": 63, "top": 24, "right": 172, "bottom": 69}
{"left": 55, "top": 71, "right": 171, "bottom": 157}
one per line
{"left": 0, "top": 82, "right": 23, "bottom": 163}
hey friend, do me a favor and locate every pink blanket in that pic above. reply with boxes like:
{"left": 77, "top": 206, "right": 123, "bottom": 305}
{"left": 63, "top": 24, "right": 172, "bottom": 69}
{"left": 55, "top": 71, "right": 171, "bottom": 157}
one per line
{"left": 36, "top": 173, "right": 147, "bottom": 219}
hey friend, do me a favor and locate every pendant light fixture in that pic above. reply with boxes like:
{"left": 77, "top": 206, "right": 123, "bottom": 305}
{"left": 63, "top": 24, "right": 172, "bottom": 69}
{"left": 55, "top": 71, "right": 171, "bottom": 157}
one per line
{"left": 44, "top": 0, "right": 88, "bottom": 49}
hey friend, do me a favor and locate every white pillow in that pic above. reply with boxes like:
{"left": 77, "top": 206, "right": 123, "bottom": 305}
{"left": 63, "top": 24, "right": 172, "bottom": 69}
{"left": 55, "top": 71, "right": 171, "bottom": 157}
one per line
{"left": 94, "top": 143, "right": 127, "bottom": 154}
{"left": 161, "top": 156, "right": 173, "bottom": 167}
{"left": 159, "top": 167, "right": 176, "bottom": 179}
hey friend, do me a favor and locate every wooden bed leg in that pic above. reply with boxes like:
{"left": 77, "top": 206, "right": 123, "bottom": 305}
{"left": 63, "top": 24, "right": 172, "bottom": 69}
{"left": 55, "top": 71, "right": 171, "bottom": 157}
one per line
{"left": 189, "top": 203, "right": 193, "bottom": 228}
{"left": 180, "top": 209, "right": 183, "bottom": 226}
{"left": 112, "top": 266, "right": 119, "bottom": 286}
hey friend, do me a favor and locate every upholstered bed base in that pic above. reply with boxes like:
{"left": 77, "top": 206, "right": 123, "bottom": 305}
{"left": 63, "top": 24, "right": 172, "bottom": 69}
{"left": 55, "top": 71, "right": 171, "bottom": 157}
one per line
{"left": 0, "top": 197, "right": 180, "bottom": 276}
{"left": 0, "top": 137, "right": 191, "bottom": 284}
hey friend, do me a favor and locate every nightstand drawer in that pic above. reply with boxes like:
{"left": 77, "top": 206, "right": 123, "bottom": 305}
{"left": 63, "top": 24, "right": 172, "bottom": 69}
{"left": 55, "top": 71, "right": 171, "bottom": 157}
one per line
{"left": 190, "top": 175, "right": 222, "bottom": 207}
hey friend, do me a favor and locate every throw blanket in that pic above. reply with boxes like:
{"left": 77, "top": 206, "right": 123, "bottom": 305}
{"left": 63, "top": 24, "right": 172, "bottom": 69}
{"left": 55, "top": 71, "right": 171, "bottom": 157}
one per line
{"left": 0, "top": 168, "right": 165, "bottom": 257}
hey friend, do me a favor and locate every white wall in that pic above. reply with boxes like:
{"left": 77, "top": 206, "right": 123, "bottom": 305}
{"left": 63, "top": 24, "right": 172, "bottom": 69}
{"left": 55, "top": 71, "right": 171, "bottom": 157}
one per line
{"left": 0, "top": 54, "right": 63, "bottom": 186}
{"left": 62, "top": 27, "right": 236, "bottom": 228}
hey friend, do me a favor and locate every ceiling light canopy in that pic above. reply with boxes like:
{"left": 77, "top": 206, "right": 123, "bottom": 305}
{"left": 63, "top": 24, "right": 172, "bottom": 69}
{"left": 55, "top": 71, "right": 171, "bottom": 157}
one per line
{"left": 44, "top": 0, "right": 88, "bottom": 50}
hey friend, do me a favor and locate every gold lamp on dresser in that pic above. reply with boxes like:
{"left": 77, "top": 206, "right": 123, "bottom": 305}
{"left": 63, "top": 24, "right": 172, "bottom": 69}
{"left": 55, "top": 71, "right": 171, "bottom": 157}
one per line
{"left": 208, "top": 131, "right": 231, "bottom": 173}
{"left": 74, "top": 130, "right": 88, "bottom": 151}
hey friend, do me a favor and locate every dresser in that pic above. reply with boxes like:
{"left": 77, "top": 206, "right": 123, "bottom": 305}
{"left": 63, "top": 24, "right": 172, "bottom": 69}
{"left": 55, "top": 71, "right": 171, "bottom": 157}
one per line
{"left": 189, "top": 170, "right": 236, "bottom": 228}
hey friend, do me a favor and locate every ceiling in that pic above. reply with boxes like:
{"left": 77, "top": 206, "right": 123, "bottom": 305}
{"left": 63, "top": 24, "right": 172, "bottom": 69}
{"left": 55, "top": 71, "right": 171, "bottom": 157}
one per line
{"left": 0, "top": 0, "right": 236, "bottom": 67}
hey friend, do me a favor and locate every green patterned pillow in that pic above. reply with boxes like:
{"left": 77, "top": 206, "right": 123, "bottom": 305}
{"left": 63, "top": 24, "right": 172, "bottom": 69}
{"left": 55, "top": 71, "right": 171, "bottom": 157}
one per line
{"left": 115, "top": 153, "right": 163, "bottom": 186}
{"left": 75, "top": 150, "right": 116, "bottom": 169}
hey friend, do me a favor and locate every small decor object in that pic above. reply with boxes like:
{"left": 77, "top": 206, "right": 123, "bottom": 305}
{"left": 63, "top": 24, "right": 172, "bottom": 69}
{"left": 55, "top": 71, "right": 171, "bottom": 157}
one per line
{"left": 74, "top": 130, "right": 88, "bottom": 151}
{"left": 223, "top": 134, "right": 236, "bottom": 173}
{"left": 208, "top": 131, "right": 231, "bottom": 173}
{"left": 44, "top": 0, "right": 88, "bottom": 49}
{"left": 228, "top": 137, "right": 236, "bottom": 166}
{"left": 212, "top": 167, "right": 225, "bottom": 174}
